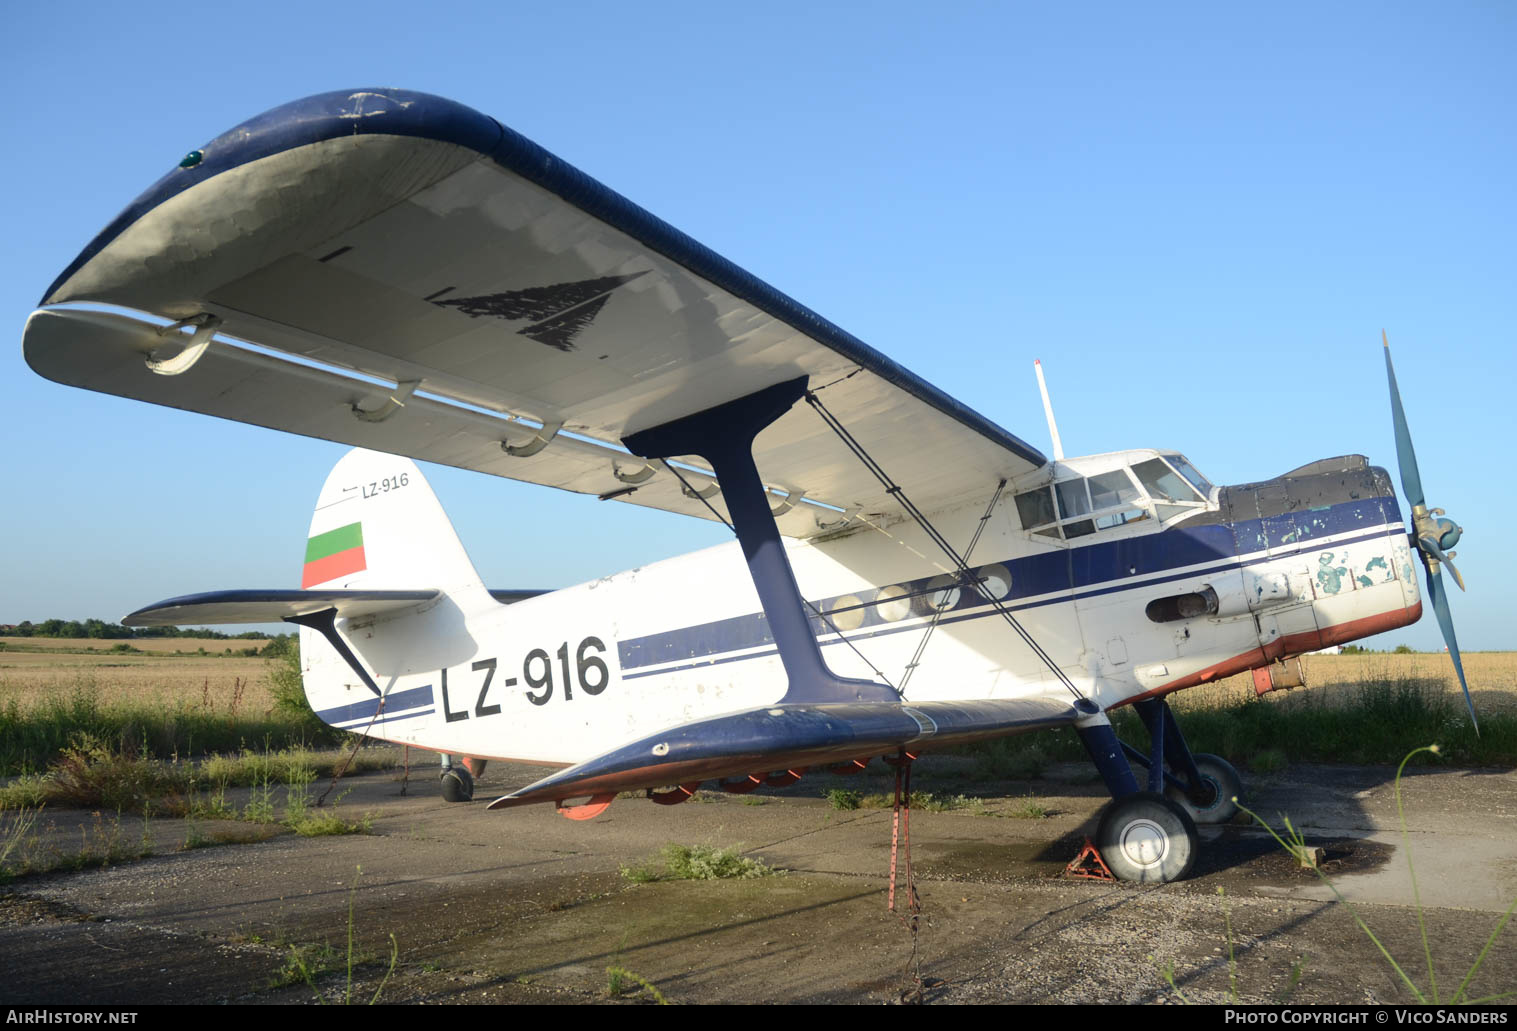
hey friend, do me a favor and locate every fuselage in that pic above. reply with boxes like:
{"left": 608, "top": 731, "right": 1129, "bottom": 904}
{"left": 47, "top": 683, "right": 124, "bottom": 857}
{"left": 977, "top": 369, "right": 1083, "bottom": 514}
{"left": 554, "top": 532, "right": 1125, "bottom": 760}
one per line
{"left": 310, "top": 450, "right": 1419, "bottom": 766}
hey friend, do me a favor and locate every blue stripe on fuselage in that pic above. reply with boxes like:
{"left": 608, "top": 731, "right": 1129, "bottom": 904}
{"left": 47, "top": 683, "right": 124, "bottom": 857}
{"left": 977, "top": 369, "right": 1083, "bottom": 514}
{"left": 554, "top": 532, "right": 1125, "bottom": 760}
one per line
{"left": 616, "top": 497, "right": 1401, "bottom": 675}
{"left": 317, "top": 683, "right": 436, "bottom": 726}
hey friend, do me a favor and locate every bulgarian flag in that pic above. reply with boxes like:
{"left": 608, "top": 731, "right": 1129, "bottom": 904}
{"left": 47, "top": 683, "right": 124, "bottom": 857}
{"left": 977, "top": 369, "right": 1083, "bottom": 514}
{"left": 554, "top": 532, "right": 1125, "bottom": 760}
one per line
{"left": 303, "top": 522, "right": 366, "bottom": 588}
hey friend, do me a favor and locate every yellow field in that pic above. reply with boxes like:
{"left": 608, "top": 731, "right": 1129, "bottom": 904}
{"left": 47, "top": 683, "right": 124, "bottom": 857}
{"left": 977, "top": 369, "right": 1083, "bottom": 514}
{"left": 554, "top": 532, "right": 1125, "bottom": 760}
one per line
{"left": 1171, "top": 651, "right": 1517, "bottom": 715}
{"left": 0, "top": 638, "right": 277, "bottom": 713}
{"left": 0, "top": 636, "right": 268, "bottom": 655}
{"left": 0, "top": 638, "right": 1511, "bottom": 718}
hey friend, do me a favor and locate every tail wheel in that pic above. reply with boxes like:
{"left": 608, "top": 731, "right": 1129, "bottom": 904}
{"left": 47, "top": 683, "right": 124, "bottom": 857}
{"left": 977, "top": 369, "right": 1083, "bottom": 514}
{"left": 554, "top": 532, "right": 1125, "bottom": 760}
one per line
{"left": 441, "top": 766, "right": 474, "bottom": 803}
{"left": 1096, "top": 792, "right": 1198, "bottom": 883}
{"left": 1165, "top": 753, "right": 1242, "bottom": 825}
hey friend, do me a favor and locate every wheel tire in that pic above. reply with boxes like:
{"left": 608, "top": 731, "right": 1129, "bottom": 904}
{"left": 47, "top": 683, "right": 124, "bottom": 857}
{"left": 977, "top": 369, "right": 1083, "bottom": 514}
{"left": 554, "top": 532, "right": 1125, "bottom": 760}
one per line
{"left": 1096, "top": 792, "right": 1199, "bottom": 883}
{"left": 1165, "top": 753, "right": 1242, "bottom": 825}
{"left": 441, "top": 766, "right": 474, "bottom": 803}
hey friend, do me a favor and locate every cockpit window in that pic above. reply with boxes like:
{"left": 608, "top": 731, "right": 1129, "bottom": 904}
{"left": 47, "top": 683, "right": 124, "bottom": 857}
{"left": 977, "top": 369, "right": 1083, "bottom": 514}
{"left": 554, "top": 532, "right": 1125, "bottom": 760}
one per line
{"left": 1132, "top": 458, "right": 1203, "bottom": 503}
{"left": 1167, "top": 455, "right": 1214, "bottom": 498}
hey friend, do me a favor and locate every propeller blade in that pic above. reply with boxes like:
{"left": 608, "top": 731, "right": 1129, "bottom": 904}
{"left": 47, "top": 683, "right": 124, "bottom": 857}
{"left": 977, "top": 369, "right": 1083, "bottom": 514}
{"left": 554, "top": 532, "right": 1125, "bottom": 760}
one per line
{"left": 1424, "top": 557, "right": 1478, "bottom": 733}
{"left": 1383, "top": 330, "right": 1426, "bottom": 510}
{"left": 1417, "top": 535, "right": 1466, "bottom": 591}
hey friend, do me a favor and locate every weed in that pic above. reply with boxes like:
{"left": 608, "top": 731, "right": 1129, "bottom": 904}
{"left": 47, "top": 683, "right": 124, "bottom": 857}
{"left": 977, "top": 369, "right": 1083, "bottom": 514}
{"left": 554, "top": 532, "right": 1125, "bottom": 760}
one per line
{"left": 48, "top": 733, "right": 189, "bottom": 810}
{"left": 1236, "top": 745, "right": 1516, "bottom": 1005}
{"left": 606, "top": 965, "right": 667, "bottom": 1004}
{"left": 0, "top": 803, "right": 42, "bottom": 882}
{"left": 288, "top": 808, "right": 373, "bottom": 837}
{"left": 1006, "top": 796, "right": 1049, "bottom": 820}
{"left": 663, "top": 843, "right": 776, "bottom": 880}
{"left": 0, "top": 776, "right": 48, "bottom": 809}
{"left": 182, "top": 819, "right": 215, "bottom": 851}
{"left": 620, "top": 861, "right": 661, "bottom": 884}
{"left": 851, "top": 790, "right": 981, "bottom": 812}
{"left": 244, "top": 771, "right": 276, "bottom": 824}
{"left": 283, "top": 866, "right": 399, "bottom": 1005}
{"left": 826, "top": 788, "right": 862, "bottom": 810}
{"left": 740, "top": 795, "right": 768, "bottom": 806}
{"left": 188, "top": 779, "right": 236, "bottom": 821}
{"left": 623, "top": 843, "right": 778, "bottom": 882}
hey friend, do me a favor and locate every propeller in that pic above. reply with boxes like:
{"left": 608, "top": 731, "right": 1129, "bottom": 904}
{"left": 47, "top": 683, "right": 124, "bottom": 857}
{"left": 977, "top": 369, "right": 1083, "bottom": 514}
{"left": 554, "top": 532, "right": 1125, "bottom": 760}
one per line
{"left": 1383, "top": 330, "right": 1476, "bottom": 731}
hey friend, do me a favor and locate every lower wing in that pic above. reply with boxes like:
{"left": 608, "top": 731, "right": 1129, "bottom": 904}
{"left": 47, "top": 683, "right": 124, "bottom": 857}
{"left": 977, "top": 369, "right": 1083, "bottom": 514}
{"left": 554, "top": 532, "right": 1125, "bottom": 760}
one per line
{"left": 489, "top": 696, "right": 1092, "bottom": 809}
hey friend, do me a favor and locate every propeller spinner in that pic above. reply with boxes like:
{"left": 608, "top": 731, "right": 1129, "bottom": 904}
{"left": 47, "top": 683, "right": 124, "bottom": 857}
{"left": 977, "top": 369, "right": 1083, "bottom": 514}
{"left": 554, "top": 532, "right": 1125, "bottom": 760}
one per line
{"left": 1383, "top": 330, "right": 1476, "bottom": 730}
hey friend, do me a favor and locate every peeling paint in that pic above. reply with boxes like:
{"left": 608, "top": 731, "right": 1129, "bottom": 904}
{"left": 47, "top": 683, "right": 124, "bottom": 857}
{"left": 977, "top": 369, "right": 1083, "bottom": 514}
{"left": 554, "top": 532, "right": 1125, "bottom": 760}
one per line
{"left": 1316, "top": 551, "right": 1349, "bottom": 595}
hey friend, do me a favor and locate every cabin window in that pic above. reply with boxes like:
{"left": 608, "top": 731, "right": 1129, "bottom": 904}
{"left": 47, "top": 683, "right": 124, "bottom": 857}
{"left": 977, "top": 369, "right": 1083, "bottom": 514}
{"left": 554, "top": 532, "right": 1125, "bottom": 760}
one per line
{"left": 1055, "top": 479, "right": 1091, "bottom": 519}
{"left": 1014, "top": 486, "right": 1057, "bottom": 533}
{"left": 1089, "top": 469, "right": 1142, "bottom": 509}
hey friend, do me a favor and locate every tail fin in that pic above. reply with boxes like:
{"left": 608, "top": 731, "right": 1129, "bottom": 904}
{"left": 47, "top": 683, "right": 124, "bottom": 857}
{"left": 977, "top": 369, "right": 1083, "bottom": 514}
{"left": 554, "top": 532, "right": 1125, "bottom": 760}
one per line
{"left": 303, "top": 448, "right": 492, "bottom": 608}
{"left": 298, "top": 450, "right": 496, "bottom": 732}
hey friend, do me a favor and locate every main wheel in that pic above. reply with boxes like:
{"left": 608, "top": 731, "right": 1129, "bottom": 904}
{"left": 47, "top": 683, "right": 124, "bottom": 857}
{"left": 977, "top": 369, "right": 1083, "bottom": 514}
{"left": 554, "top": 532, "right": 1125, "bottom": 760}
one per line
{"left": 1096, "top": 792, "right": 1199, "bottom": 883}
{"left": 1164, "top": 753, "right": 1242, "bottom": 825}
{"left": 441, "top": 765, "right": 474, "bottom": 803}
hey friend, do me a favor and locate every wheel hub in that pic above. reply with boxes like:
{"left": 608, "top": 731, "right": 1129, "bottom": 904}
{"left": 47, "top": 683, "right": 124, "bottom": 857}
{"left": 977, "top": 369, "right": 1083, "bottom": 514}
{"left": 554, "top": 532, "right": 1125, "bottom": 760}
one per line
{"left": 1119, "top": 818, "right": 1168, "bottom": 868}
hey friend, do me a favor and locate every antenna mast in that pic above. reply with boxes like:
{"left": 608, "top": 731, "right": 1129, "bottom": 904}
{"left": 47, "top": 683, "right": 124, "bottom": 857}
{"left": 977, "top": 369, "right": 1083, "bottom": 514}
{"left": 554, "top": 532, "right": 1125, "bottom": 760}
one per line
{"left": 1034, "top": 359, "right": 1064, "bottom": 461}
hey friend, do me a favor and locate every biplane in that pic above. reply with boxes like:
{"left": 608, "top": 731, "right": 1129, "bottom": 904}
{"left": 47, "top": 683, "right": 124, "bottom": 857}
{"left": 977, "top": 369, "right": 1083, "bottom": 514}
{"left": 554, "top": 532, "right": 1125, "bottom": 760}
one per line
{"left": 21, "top": 89, "right": 1471, "bottom": 883}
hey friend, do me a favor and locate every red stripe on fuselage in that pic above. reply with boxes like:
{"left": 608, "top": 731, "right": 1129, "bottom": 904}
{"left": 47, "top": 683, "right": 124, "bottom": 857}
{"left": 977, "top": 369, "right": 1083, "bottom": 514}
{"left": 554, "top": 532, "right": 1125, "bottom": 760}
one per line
{"left": 1112, "top": 601, "right": 1423, "bottom": 708}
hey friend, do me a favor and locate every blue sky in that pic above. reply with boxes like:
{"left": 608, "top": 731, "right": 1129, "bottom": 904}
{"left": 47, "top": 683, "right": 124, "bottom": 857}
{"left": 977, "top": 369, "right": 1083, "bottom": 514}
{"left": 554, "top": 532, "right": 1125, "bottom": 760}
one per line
{"left": 2, "top": 2, "right": 1511, "bottom": 651}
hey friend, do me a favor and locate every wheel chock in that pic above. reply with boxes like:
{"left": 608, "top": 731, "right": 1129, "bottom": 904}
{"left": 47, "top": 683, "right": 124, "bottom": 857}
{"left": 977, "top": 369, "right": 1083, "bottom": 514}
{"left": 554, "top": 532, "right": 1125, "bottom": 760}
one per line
{"left": 1064, "top": 836, "right": 1116, "bottom": 881}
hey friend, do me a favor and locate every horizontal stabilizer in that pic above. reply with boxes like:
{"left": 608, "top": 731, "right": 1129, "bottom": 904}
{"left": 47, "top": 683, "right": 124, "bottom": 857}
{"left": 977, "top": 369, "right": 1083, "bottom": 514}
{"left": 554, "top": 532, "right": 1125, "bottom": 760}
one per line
{"left": 124, "top": 589, "right": 442, "bottom": 626}
{"left": 125, "top": 587, "right": 549, "bottom": 626}
{"left": 488, "top": 696, "right": 1090, "bottom": 809}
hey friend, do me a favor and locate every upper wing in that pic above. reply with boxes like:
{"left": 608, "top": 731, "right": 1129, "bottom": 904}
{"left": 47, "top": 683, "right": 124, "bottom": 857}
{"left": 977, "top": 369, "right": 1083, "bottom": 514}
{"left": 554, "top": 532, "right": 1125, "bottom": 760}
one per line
{"left": 26, "top": 89, "right": 1046, "bottom": 538}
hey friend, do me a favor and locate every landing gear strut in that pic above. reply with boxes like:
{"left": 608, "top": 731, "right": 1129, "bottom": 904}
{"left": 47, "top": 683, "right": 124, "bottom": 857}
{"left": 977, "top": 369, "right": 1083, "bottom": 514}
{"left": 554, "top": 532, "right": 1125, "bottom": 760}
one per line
{"left": 1075, "top": 698, "right": 1244, "bottom": 882}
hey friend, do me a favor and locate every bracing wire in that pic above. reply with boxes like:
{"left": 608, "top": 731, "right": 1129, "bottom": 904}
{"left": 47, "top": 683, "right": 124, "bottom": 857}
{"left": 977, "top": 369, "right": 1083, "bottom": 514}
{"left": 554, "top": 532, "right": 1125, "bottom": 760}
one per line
{"left": 804, "top": 391, "right": 1086, "bottom": 702}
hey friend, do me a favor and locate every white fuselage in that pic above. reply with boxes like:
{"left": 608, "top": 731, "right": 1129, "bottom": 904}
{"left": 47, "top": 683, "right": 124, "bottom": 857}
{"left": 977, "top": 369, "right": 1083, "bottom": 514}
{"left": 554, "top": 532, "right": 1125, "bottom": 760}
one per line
{"left": 305, "top": 451, "right": 1420, "bottom": 767}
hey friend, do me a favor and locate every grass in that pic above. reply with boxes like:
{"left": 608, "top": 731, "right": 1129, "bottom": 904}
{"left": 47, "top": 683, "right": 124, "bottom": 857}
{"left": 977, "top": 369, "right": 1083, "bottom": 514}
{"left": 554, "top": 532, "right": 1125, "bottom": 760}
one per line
{"left": 0, "top": 680, "right": 343, "bottom": 777}
{"left": 0, "top": 735, "right": 374, "bottom": 881}
{"left": 1006, "top": 795, "right": 1049, "bottom": 820}
{"left": 606, "top": 966, "right": 668, "bottom": 1004}
{"left": 1230, "top": 745, "right": 1515, "bottom": 1005}
{"left": 0, "top": 804, "right": 156, "bottom": 880}
{"left": 621, "top": 843, "right": 779, "bottom": 883}
{"left": 953, "top": 669, "right": 1517, "bottom": 773}
{"left": 281, "top": 866, "right": 399, "bottom": 1004}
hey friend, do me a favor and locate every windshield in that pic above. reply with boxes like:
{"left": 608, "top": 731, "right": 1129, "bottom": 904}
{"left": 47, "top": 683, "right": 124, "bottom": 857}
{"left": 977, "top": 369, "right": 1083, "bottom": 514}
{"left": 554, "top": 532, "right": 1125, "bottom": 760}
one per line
{"left": 1166, "top": 455, "right": 1214, "bottom": 498}
{"left": 1132, "top": 458, "right": 1203, "bottom": 503}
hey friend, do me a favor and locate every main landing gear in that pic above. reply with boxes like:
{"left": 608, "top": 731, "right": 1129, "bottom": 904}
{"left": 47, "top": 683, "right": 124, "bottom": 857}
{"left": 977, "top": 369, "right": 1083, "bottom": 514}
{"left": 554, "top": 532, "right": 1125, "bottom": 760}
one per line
{"left": 440, "top": 755, "right": 487, "bottom": 802}
{"left": 1076, "top": 697, "right": 1245, "bottom": 883}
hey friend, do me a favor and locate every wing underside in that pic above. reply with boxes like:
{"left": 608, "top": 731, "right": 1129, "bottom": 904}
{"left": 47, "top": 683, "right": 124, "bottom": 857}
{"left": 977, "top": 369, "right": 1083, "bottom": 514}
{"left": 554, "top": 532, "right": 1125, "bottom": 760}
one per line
{"left": 488, "top": 696, "right": 1085, "bottom": 808}
{"left": 27, "top": 89, "right": 1046, "bottom": 537}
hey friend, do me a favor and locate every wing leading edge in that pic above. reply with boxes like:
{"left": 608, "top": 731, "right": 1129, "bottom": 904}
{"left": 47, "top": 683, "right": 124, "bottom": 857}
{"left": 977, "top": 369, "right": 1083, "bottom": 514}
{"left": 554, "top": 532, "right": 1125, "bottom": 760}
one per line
{"left": 27, "top": 89, "right": 1047, "bottom": 538}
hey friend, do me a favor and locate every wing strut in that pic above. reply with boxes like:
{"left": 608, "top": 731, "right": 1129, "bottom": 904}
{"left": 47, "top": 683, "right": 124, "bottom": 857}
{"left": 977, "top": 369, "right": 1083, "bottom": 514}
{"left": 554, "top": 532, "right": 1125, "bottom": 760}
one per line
{"left": 285, "top": 607, "right": 382, "bottom": 698}
{"left": 623, "top": 377, "right": 896, "bottom": 704}
{"left": 804, "top": 390, "right": 1087, "bottom": 703}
